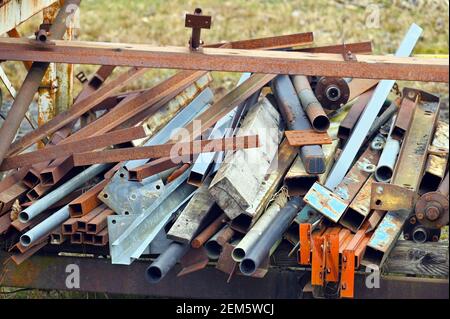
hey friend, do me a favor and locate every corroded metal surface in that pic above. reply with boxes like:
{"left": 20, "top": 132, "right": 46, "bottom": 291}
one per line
{"left": 304, "top": 182, "right": 347, "bottom": 223}
{"left": 0, "top": 0, "right": 59, "bottom": 34}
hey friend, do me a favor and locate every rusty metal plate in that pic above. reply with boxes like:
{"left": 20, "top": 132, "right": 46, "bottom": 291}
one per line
{"left": 370, "top": 182, "right": 419, "bottom": 211}
{"left": 285, "top": 130, "right": 332, "bottom": 147}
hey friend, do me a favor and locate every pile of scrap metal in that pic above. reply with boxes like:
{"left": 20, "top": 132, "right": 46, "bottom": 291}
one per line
{"left": 0, "top": 4, "right": 448, "bottom": 299}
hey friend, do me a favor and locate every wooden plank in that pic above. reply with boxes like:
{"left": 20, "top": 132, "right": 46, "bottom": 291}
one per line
{"left": 0, "top": 38, "right": 447, "bottom": 82}
{"left": 209, "top": 98, "right": 284, "bottom": 220}
{"left": 167, "top": 178, "right": 216, "bottom": 244}
{"left": 383, "top": 240, "right": 449, "bottom": 278}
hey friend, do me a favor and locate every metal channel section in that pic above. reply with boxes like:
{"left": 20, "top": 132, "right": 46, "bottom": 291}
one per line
{"left": 188, "top": 73, "right": 251, "bottom": 185}
{"left": 296, "top": 24, "right": 422, "bottom": 225}
{"left": 100, "top": 88, "right": 213, "bottom": 215}
{"left": 0, "top": 0, "right": 59, "bottom": 35}
{"left": 363, "top": 90, "right": 440, "bottom": 267}
{"left": 107, "top": 169, "right": 196, "bottom": 265}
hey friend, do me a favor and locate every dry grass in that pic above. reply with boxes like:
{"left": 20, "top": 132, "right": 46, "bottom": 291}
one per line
{"left": 1, "top": 0, "right": 448, "bottom": 97}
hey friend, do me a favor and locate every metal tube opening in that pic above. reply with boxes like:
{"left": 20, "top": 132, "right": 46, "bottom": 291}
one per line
{"left": 375, "top": 165, "right": 393, "bottom": 183}
{"left": 240, "top": 259, "right": 257, "bottom": 275}
{"left": 146, "top": 266, "right": 163, "bottom": 284}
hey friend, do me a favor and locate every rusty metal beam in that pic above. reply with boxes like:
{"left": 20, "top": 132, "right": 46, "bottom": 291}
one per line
{"left": 0, "top": 0, "right": 60, "bottom": 35}
{"left": 0, "top": 126, "right": 147, "bottom": 170}
{"left": 72, "top": 136, "right": 259, "bottom": 166}
{"left": 0, "top": 38, "right": 447, "bottom": 82}
{"left": 0, "top": 0, "right": 81, "bottom": 167}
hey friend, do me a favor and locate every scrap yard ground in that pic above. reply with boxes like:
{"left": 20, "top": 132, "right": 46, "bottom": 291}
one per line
{"left": 0, "top": 0, "right": 449, "bottom": 299}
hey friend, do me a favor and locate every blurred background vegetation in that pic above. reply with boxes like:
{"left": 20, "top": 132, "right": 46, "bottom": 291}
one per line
{"left": 1, "top": 0, "right": 449, "bottom": 98}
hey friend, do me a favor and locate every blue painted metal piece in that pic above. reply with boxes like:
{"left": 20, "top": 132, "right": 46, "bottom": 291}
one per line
{"left": 325, "top": 24, "right": 423, "bottom": 191}
{"left": 362, "top": 209, "right": 410, "bottom": 267}
{"left": 303, "top": 182, "right": 348, "bottom": 223}
{"left": 294, "top": 23, "right": 423, "bottom": 226}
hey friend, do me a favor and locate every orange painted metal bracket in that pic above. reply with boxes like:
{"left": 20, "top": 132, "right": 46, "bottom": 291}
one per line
{"left": 285, "top": 130, "right": 332, "bottom": 147}
{"left": 299, "top": 223, "right": 312, "bottom": 265}
{"left": 311, "top": 234, "right": 325, "bottom": 286}
{"left": 325, "top": 233, "right": 340, "bottom": 282}
{"left": 340, "top": 250, "right": 356, "bottom": 298}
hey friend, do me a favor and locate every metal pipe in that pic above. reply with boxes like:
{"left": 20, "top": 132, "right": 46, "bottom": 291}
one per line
{"left": 20, "top": 206, "right": 70, "bottom": 247}
{"left": 291, "top": 75, "right": 330, "bottom": 132}
{"left": 325, "top": 23, "right": 423, "bottom": 190}
{"left": 272, "top": 75, "right": 326, "bottom": 174}
{"left": 375, "top": 115, "right": 400, "bottom": 183}
{"left": 366, "top": 99, "right": 399, "bottom": 142}
{"left": 204, "top": 225, "right": 235, "bottom": 260}
{"left": 0, "top": 0, "right": 81, "bottom": 166}
{"left": 19, "top": 164, "right": 110, "bottom": 223}
{"left": 145, "top": 242, "right": 190, "bottom": 284}
{"left": 239, "top": 197, "right": 302, "bottom": 275}
{"left": 232, "top": 193, "right": 288, "bottom": 262}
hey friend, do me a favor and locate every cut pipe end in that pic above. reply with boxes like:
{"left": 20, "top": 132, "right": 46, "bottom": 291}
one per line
{"left": 19, "top": 211, "right": 31, "bottom": 223}
{"left": 20, "top": 234, "right": 32, "bottom": 247}
{"left": 312, "top": 115, "right": 330, "bottom": 132}
{"left": 412, "top": 227, "right": 428, "bottom": 243}
{"left": 375, "top": 165, "right": 393, "bottom": 183}
{"left": 240, "top": 259, "right": 257, "bottom": 276}
{"left": 204, "top": 241, "right": 222, "bottom": 260}
{"left": 232, "top": 247, "right": 246, "bottom": 262}
{"left": 146, "top": 266, "right": 163, "bottom": 284}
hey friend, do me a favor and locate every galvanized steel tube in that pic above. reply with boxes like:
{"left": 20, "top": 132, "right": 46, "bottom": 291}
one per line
{"left": 291, "top": 75, "right": 330, "bottom": 132}
{"left": 232, "top": 194, "right": 288, "bottom": 262}
{"left": 20, "top": 205, "right": 70, "bottom": 247}
{"left": 205, "top": 225, "right": 235, "bottom": 260}
{"left": 19, "top": 164, "right": 110, "bottom": 223}
{"left": 375, "top": 137, "right": 400, "bottom": 182}
{"left": 239, "top": 197, "right": 302, "bottom": 275}
{"left": 0, "top": 0, "right": 81, "bottom": 166}
{"left": 272, "top": 75, "right": 326, "bottom": 174}
{"left": 145, "top": 242, "right": 190, "bottom": 284}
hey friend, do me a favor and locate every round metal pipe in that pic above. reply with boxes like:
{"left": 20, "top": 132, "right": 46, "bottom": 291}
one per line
{"left": 19, "top": 164, "right": 109, "bottom": 223}
{"left": 291, "top": 75, "right": 330, "bottom": 132}
{"left": 232, "top": 194, "right": 288, "bottom": 262}
{"left": 145, "top": 242, "right": 189, "bottom": 284}
{"left": 412, "top": 226, "right": 428, "bottom": 243}
{"left": 375, "top": 137, "right": 400, "bottom": 182}
{"left": 205, "top": 225, "right": 235, "bottom": 260}
{"left": 239, "top": 197, "right": 302, "bottom": 276}
{"left": 0, "top": 0, "right": 82, "bottom": 166}
{"left": 20, "top": 206, "right": 70, "bottom": 247}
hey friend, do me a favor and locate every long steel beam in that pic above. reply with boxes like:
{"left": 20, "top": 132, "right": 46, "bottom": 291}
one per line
{"left": 0, "top": 35, "right": 447, "bottom": 82}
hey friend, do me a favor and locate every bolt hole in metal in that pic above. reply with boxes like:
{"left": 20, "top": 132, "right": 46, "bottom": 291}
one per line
{"left": 130, "top": 193, "right": 137, "bottom": 200}
{"left": 326, "top": 86, "right": 341, "bottom": 101}
{"left": 364, "top": 164, "right": 376, "bottom": 173}
{"left": 112, "top": 220, "right": 117, "bottom": 224}
{"left": 103, "top": 193, "right": 109, "bottom": 199}
{"left": 119, "top": 173, "right": 125, "bottom": 178}
{"left": 124, "top": 211, "right": 130, "bottom": 216}
{"left": 156, "top": 184, "right": 161, "bottom": 190}
{"left": 375, "top": 199, "right": 382, "bottom": 206}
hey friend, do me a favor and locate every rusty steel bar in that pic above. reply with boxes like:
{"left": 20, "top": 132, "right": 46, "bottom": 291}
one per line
{"left": 75, "top": 65, "right": 116, "bottom": 102}
{"left": 76, "top": 205, "right": 106, "bottom": 232}
{"left": 338, "top": 90, "right": 374, "bottom": 141}
{"left": 295, "top": 41, "right": 372, "bottom": 54}
{"left": 62, "top": 217, "right": 78, "bottom": 235}
{"left": 291, "top": 75, "right": 330, "bottom": 132}
{"left": 0, "top": 35, "right": 447, "bottom": 82}
{"left": 391, "top": 90, "right": 418, "bottom": 141}
{"left": 415, "top": 171, "right": 449, "bottom": 229}
{"left": 0, "top": 0, "right": 82, "bottom": 166}
{"left": 191, "top": 213, "right": 227, "bottom": 248}
{"left": 0, "top": 126, "right": 147, "bottom": 171}
{"left": 418, "top": 121, "right": 449, "bottom": 194}
{"left": 0, "top": 182, "right": 27, "bottom": 214}
{"left": 86, "top": 208, "right": 114, "bottom": 234}
{"left": 39, "top": 156, "right": 74, "bottom": 186}
{"left": 272, "top": 75, "right": 326, "bottom": 174}
{"left": 128, "top": 157, "right": 188, "bottom": 182}
{"left": 7, "top": 67, "right": 147, "bottom": 157}
{"left": 325, "top": 24, "right": 423, "bottom": 191}
{"left": 68, "top": 180, "right": 108, "bottom": 217}
{"left": 72, "top": 136, "right": 259, "bottom": 166}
